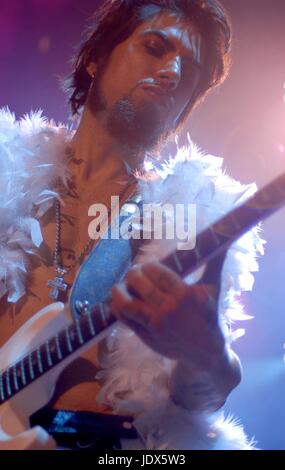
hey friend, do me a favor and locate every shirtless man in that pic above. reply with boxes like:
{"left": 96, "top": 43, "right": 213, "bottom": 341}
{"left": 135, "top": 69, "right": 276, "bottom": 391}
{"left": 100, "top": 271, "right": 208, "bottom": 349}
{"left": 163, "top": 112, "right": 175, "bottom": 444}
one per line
{"left": 0, "top": 0, "right": 254, "bottom": 450}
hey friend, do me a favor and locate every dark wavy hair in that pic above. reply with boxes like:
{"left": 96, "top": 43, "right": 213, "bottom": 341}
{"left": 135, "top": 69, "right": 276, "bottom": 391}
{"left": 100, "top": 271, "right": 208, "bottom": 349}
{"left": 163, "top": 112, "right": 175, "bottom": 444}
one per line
{"left": 65, "top": 0, "right": 232, "bottom": 128}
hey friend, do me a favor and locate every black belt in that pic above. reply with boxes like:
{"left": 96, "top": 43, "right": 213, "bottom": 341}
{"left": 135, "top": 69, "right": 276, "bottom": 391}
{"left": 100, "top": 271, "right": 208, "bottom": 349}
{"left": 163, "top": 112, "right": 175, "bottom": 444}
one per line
{"left": 30, "top": 407, "right": 139, "bottom": 450}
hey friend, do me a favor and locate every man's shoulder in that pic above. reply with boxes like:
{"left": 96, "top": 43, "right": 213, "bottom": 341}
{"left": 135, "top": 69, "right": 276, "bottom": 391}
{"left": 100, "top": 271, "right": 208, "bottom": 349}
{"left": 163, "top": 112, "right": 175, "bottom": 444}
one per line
{"left": 0, "top": 107, "right": 73, "bottom": 208}
{"left": 0, "top": 106, "right": 72, "bottom": 137}
{"left": 140, "top": 140, "right": 257, "bottom": 214}
{"left": 0, "top": 107, "right": 73, "bottom": 172}
{"left": 0, "top": 108, "right": 72, "bottom": 304}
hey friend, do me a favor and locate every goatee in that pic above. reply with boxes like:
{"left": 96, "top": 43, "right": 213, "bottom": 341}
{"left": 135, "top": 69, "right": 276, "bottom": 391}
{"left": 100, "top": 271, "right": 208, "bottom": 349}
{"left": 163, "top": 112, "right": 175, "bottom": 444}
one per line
{"left": 106, "top": 97, "right": 170, "bottom": 150}
{"left": 88, "top": 80, "right": 170, "bottom": 151}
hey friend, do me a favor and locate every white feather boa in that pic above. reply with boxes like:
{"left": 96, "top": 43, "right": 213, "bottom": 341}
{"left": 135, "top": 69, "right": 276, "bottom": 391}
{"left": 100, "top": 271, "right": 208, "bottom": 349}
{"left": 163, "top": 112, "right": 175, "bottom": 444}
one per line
{"left": 0, "top": 107, "right": 265, "bottom": 449}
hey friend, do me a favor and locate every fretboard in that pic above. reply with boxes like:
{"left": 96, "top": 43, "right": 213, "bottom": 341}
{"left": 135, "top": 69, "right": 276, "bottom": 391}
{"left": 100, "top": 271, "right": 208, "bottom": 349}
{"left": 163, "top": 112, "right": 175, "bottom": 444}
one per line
{"left": 165, "top": 171, "right": 285, "bottom": 277}
{"left": 0, "top": 302, "right": 116, "bottom": 406}
{"left": 1, "top": 171, "right": 285, "bottom": 405}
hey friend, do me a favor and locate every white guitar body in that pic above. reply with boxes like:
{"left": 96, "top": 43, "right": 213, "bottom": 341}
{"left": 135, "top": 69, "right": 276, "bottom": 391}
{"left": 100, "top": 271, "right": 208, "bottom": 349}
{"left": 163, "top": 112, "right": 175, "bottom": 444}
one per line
{"left": 0, "top": 302, "right": 112, "bottom": 450}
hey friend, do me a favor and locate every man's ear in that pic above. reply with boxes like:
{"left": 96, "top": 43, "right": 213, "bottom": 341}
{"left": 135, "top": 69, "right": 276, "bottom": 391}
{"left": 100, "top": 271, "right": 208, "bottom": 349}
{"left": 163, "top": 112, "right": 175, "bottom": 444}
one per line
{"left": 86, "top": 61, "right": 97, "bottom": 78}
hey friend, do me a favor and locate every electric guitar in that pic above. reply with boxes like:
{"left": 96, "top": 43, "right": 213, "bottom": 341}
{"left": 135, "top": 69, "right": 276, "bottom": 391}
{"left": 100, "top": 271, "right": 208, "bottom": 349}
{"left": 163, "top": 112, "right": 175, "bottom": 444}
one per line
{"left": 1, "top": 172, "right": 285, "bottom": 450}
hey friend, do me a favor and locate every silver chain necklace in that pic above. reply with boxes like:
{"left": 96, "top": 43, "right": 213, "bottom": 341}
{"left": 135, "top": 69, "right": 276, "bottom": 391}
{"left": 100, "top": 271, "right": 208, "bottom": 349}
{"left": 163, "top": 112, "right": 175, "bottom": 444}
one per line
{"left": 47, "top": 199, "right": 96, "bottom": 301}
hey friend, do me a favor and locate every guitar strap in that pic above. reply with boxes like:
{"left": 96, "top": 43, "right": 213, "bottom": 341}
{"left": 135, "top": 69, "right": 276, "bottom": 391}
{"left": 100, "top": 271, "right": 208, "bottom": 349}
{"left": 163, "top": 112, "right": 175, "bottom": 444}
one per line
{"left": 70, "top": 209, "right": 140, "bottom": 318}
{"left": 67, "top": 181, "right": 142, "bottom": 316}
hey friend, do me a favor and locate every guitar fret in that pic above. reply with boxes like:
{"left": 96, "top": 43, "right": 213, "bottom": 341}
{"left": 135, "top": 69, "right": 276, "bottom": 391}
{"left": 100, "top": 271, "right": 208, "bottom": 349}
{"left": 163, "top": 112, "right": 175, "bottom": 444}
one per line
{"left": 45, "top": 341, "right": 53, "bottom": 367}
{"left": 229, "top": 212, "right": 241, "bottom": 230}
{"left": 13, "top": 366, "right": 19, "bottom": 391}
{"left": 65, "top": 328, "right": 73, "bottom": 353}
{"left": 75, "top": 320, "right": 84, "bottom": 345}
{"left": 28, "top": 353, "right": 35, "bottom": 380}
{"left": 20, "top": 360, "right": 27, "bottom": 386}
{"left": 55, "top": 334, "right": 63, "bottom": 360}
{"left": 6, "top": 370, "right": 12, "bottom": 396}
{"left": 0, "top": 374, "right": 5, "bottom": 402}
{"left": 209, "top": 227, "right": 221, "bottom": 247}
{"left": 99, "top": 303, "right": 108, "bottom": 327}
{"left": 37, "top": 348, "right": 43, "bottom": 374}
{"left": 86, "top": 311, "right": 96, "bottom": 336}
{"left": 171, "top": 252, "right": 183, "bottom": 273}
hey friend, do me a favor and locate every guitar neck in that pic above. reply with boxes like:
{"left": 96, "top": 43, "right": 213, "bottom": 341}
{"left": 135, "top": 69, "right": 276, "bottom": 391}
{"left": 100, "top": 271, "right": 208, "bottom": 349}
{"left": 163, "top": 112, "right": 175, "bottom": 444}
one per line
{"left": 1, "top": 171, "right": 285, "bottom": 405}
{"left": 0, "top": 303, "right": 117, "bottom": 406}
{"left": 165, "top": 171, "right": 285, "bottom": 278}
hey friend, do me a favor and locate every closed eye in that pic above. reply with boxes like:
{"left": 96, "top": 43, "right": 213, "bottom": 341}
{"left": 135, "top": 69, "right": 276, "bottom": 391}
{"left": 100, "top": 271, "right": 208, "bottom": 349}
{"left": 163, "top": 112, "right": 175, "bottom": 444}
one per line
{"left": 144, "top": 42, "right": 166, "bottom": 58}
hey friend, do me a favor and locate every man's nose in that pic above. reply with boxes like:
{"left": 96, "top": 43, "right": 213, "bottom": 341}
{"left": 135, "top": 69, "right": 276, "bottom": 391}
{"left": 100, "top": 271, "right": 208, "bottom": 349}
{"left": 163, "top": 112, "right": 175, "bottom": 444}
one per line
{"left": 155, "top": 56, "right": 181, "bottom": 91}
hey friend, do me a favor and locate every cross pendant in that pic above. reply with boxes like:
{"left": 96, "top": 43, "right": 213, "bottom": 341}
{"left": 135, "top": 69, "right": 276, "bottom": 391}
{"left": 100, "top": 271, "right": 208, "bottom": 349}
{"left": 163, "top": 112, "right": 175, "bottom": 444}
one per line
{"left": 47, "top": 268, "right": 69, "bottom": 301}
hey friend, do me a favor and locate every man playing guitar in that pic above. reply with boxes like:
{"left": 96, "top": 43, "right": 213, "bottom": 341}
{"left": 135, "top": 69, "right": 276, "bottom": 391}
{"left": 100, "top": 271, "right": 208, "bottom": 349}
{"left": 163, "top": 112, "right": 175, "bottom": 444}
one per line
{"left": 0, "top": 0, "right": 266, "bottom": 450}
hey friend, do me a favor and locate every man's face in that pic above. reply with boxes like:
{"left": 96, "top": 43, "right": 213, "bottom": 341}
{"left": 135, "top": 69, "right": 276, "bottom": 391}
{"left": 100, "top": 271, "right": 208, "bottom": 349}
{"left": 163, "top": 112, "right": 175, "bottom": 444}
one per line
{"left": 87, "top": 10, "right": 204, "bottom": 151}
